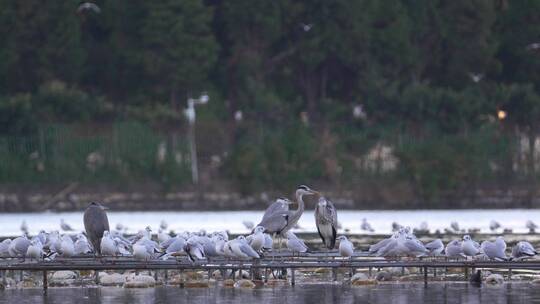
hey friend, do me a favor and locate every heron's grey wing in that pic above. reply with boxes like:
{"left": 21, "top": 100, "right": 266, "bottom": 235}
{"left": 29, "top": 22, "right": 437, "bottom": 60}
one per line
{"left": 258, "top": 212, "right": 288, "bottom": 234}
{"left": 261, "top": 201, "right": 289, "bottom": 222}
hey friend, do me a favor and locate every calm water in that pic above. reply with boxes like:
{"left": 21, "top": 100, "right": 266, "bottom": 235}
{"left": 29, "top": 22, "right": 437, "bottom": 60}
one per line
{"left": 0, "top": 283, "right": 537, "bottom": 304}
{"left": 1, "top": 209, "right": 539, "bottom": 236}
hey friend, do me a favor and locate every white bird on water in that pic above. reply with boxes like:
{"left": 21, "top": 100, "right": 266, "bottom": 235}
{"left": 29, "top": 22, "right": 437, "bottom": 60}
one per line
{"left": 337, "top": 236, "right": 354, "bottom": 258}
{"left": 360, "top": 218, "right": 374, "bottom": 232}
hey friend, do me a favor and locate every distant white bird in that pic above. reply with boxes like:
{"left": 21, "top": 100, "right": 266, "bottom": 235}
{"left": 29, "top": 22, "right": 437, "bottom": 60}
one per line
{"left": 526, "top": 42, "right": 540, "bottom": 50}
{"left": 20, "top": 220, "right": 29, "bottom": 234}
{"left": 360, "top": 218, "right": 374, "bottom": 232}
{"left": 286, "top": 231, "right": 308, "bottom": 255}
{"left": 337, "top": 236, "right": 354, "bottom": 258}
{"left": 445, "top": 240, "right": 465, "bottom": 259}
{"left": 481, "top": 237, "right": 508, "bottom": 261}
{"left": 468, "top": 73, "right": 484, "bottom": 83}
{"left": 391, "top": 222, "right": 402, "bottom": 232}
{"left": 26, "top": 239, "right": 43, "bottom": 260}
{"left": 77, "top": 2, "right": 101, "bottom": 13}
{"left": 100, "top": 231, "right": 117, "bottom": 256}
{"left": 242, "top": 220, "right": 254, "bottom": 230}
{"left": 115, "top": 223, "right": 125, "bottom": 232}
{"left": 300, "top": 23, "right": 313, "bottom": 32}
{"left": 160, "top": 220, "right": 168, "bottom": 231}
{"left": 526, "top": 220, "right": 538, "bottom": 233}
{"left": 450, "top": 222, "right": 460, "bottom": 232}
{"left": 420, "top": 222, "right": 429, "bottom": 231}
{"left": 512, "top": 241, "right": 537, "bottom": 260}
{"left": 489, "top": 220, "right": 501, "bottom": 232}
{"left": 60, "top": 219, "right": 74, "bottom": 232}
{"left": 424, "top": 239, "right": 444, "bottom": 256}
{"left": 461, "top": 235, "right": 481, "bottom": 258}
{"left": 158, "top": 229, "right": 171, "bottom": 244}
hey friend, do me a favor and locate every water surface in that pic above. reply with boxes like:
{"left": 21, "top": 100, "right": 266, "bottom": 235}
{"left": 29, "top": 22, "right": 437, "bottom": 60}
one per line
{"left": 0, "top": 283, "right": 537, "bottom": 304}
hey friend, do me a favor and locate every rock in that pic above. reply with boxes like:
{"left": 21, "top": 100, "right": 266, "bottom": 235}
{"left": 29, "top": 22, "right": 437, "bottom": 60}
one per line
{"left": 351, "top": 273, "right": 369, "bottom": 282}
{"left": 265, "top": 279, "right": 288, "bottom": 286}
{"left": 485, "top": 274, "right": 504, "bottom": 285}
{"left": 351, "top": 279, "right": 378, "bottom": 286}
{"left": 387, "top": 267, "right": 409, "bottom": 276}
{"left": 185, "top": 281, "right": 210, "bottom": 288}
{"left": 375, "top": 271, "right": 392, "bottom": 281}
{"left": 234, "top": 270, "right": 250, "bottom": 279}
{"left": 52, "top": 271, "right": 77, "bottom": 281}
{"left": 234, "top": 279, "right": 256, "bottom": 288}
{"left": 123, "top": 275, "right": 156, "bottom": 288}
{"left": 531, "top": 279, "right": 540, "bottom": 285}
{"left": 223, "top": 279, "right": 235, "bottom": 287}
{"left": 314, "top": 268, "right": 331, "bottom": 273}
{"left": 100, "top": 273, "right": 125, "bottom": 286}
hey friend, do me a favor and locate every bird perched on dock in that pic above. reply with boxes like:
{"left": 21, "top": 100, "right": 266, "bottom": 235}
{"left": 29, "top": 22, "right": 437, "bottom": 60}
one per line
{"left": 526, "top": 220, "right": 538, "bottom": 233}
{"left": 337, "top": 235, "right": 354, "bottom": 258}
{"left": 246, "top": 226, "right": 265, "bottom": 252}
{"left": 489, "top": 220, "right": 501, "bottom": 232}
{"left": 26, "top": 239, "right": 44, "bottom": 260}
{"left": 481, "top": 237, "right": 508, "bottom": 261}
{"left": 511, "top": 241, "right": 538, "bottom": 260}
{"left": 59, "top": 235, "right": 75, "bottom": 257}
{"left": 257, "top": 186, "right": 319, "bottom": 247}
{"left": 8, "top": 235, "right": 31, "bottom": 258}
{"left": 60, "top": 219, "right": 74, "bottom": 232}
{"left": 424, "top": 239, "right": 444, "bottom": 256}
{"left": 360, "top": 218, "right": 374, "bottom": 232}
{"left": 461, "top": 235, "right": 481, "bottom": 259}
{"left": 286, "top": 231, "right": 308, "bottom": 255}
{"left": 184, "top": 239, "right": 206, "bottom": 262}
{"left": 83, "top": 202, "right": 110, "bottom": 255}
{"left": 74, "top": 234, "right": 92, "bottom": 255}
{"left": 369, "top": 232, "right": 397, "bottom": 254}
{"left": 0, "top": 239, "right": 12, "bottom": 257}
{"left": 445, "top": 240, "right": 465, "bottom": 259}
{"left": 100, "top": 231, "right": 117, "bottom": 256}
{"left": 315, "top": 196, "right": 338, "bottom": 250}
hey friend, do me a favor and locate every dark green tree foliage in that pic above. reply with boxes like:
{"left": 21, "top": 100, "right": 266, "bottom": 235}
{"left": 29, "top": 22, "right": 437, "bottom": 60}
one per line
{"left": 142, "top": 0, "right": 217, "bottom": 109}
{"left": 0, "top": 0, "right": 538, "bottom": 200}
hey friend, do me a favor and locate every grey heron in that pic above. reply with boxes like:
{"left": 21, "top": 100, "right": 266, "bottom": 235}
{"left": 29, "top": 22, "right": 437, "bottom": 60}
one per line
{"left": 315, "top": 196, "right": 337, "bottom": 250}
{"left": 258, "top": 197, "right": 292, "bottom": 225}
{"left": 257, "top": 186, "right": 319, "bottom": 249}
{"left": 83, "top": 202, "right": 110, "bottom": 255}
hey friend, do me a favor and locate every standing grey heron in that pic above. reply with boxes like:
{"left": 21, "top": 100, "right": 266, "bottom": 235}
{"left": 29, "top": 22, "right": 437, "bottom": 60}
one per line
{"left": 315, "top": 196, "right": 337, "bottom": 250}
{"left": 83, "top": 202, "right": 110, "bottom": 255}
{"left": 257, "top": 186, "right": 319, "bottom": 249}
{"left": 258, "top": 198, "right": 292, "bottom": 225}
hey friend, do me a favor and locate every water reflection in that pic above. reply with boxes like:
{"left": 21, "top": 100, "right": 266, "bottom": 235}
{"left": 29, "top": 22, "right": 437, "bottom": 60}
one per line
{"left": 1, "top": 283, "right": 540, "bottom": 304}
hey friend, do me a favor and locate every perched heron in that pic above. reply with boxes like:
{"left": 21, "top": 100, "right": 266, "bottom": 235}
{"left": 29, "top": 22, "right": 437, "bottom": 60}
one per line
{"left": 257, "top": 186, "right": 319, "bottom": 248}
{"left": 315, "top": 196, "right": 337, "bottom": 250}
{"left": 83, "top": 202, "right": 110, "bottom": 255}
{"left": 258, "top": 198, "right": 292, "bottom": 225}
{"left": 77, "top": 2, "right": 101, "bottom": 13}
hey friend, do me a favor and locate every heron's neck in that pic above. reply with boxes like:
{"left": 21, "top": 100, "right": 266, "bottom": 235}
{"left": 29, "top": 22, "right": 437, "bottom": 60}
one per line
{"left": 294, "top": 193, "right": 305, "bottom": 215}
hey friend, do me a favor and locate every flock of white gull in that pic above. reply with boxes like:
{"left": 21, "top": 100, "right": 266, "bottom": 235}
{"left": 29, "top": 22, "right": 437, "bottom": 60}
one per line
{"left": 0, "top": 185, "right": 538, "bottom": 263}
